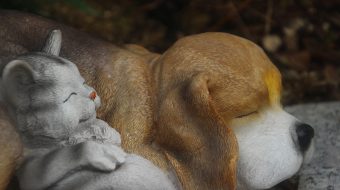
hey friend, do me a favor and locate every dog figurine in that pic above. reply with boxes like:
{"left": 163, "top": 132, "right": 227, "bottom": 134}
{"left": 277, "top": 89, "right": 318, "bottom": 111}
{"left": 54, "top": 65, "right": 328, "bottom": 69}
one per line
{"left": 0, "top": 10, "right": 314, "bottom": 190}
{"left": 0, "top": 29, "right": 176, "bottom": 190}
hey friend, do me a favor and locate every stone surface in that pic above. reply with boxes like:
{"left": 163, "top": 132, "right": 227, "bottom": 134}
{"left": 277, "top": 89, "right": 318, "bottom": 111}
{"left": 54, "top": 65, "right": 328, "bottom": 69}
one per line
{"left": 286, "top": 102, "right": 340, "bottom": 190}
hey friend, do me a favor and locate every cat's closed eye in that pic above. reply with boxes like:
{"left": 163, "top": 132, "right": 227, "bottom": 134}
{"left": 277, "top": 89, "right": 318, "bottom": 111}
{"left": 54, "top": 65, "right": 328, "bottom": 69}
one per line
{"left": 63, "top": 92, "right": 77, "bottom": 103}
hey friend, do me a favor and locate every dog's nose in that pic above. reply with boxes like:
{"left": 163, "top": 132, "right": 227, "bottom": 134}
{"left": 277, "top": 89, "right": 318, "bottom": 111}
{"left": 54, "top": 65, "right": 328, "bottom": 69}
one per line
{"left": 296, "top": 123, "right": 314, "bottom": 152}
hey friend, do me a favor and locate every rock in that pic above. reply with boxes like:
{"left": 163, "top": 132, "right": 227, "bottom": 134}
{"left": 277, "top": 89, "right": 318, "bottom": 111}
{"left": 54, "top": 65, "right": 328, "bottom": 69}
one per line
{"left": 285, "top": 102, "right": 340, "bottom": 190}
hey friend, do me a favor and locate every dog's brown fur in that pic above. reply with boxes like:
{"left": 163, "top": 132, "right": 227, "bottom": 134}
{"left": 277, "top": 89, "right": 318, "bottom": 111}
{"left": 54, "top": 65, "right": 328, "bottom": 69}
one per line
{"left": 0, "top": 10, "right": 281, "bottom": 190}
{"left": 0, "top": 105, "right": 22, "bottom": 190}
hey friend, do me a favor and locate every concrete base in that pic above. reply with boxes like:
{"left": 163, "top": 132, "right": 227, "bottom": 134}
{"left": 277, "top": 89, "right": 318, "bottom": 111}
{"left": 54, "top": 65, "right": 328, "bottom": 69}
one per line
{"left": 286, "top": 102, "right": 340, "bottom": 190}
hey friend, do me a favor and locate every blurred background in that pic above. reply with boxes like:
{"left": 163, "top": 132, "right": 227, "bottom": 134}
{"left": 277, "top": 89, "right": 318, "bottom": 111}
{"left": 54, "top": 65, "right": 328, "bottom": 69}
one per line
{"left": 0, "top": 1, "right": 339, "bottom": 189}
{"left": 0, "top": 0, "right": 339, "bottom": 105}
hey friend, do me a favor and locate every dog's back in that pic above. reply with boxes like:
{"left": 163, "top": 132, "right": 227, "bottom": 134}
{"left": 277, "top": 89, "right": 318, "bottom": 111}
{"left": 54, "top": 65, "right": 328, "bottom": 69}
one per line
{"left": 0, "top": 10, "right": 119, "bottom": 82}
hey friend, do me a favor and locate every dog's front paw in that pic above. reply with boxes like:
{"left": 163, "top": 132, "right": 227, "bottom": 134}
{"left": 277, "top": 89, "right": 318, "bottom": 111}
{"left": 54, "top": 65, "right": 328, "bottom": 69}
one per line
{"left": 78, "top": 141, "right": 127, "bottom": 172}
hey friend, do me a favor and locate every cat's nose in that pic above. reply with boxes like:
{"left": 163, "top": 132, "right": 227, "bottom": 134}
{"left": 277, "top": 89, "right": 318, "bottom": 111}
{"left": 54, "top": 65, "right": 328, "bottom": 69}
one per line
{"left": 89, "top": 91, "right": 101, "bottom": 109}
{"left": 89, "top": 91, "right": 97, "bottom": 101}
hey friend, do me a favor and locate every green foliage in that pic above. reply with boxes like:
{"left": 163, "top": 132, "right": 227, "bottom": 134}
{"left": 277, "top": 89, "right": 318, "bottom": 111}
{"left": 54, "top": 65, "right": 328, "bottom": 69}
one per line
{"left": 62, "top": 0, "right": 97, "bottom": 15}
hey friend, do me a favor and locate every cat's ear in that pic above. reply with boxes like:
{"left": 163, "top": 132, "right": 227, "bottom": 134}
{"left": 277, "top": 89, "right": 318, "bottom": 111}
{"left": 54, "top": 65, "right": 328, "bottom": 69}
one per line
{"left": 1, "top": 60, "right": 36, "bottom": 106}
{"left": 2, "top": 60, "right": 36, "bottom": 88}
{"left": 42, "top": 29, "right": 62, "bottom": 56}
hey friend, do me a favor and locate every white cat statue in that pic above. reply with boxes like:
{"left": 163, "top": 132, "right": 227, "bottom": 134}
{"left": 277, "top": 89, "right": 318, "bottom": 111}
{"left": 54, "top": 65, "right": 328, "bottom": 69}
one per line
{"left": 0, "top": 30, "right": 176, "bottom": 190}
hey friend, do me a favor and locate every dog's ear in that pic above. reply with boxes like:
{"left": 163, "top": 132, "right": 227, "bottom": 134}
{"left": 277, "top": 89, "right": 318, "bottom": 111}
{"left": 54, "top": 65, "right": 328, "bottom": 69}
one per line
{"left": 156, "top": 73, "right": 238, "bottom": 190}
{"left": 42, "top": 29, "right": 62, "bottom": 56}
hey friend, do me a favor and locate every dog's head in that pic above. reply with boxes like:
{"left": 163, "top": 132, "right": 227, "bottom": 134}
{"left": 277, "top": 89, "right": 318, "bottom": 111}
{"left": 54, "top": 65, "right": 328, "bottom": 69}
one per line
{"left": 154, "top": 33, "right": 314, "bottom": 189}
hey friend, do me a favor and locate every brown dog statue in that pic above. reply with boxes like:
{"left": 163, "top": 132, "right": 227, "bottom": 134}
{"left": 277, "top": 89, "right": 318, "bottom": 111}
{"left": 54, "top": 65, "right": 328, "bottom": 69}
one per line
{"left": 0, "top": 10, "right": 314, "bottom": 190}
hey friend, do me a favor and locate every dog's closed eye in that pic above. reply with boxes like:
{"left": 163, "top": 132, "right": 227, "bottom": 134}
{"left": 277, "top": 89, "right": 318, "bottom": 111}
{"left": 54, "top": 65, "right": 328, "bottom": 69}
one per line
{"left": 235, "top": 111, "right": 258, "bottom": 119}
{"left": 63, "top": 92, "right": 77, "bottom": 103}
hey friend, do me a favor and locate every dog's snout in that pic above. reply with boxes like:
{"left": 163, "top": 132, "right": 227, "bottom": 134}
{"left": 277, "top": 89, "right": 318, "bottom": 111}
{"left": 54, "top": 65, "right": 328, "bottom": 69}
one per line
{"left": 296, "top": 123, "right": 314, "bottom": 152}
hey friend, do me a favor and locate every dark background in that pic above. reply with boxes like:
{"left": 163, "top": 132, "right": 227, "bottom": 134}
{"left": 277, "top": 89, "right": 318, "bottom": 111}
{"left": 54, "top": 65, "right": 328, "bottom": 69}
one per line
{"left": 0, "top": 0, "right": 339, "bottom": 105}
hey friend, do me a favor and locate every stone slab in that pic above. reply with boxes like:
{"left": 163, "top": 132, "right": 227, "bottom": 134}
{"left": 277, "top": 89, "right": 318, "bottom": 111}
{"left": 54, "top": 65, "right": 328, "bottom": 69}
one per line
{"left": 286, "top": 102, "right": 340, "bottom": 190}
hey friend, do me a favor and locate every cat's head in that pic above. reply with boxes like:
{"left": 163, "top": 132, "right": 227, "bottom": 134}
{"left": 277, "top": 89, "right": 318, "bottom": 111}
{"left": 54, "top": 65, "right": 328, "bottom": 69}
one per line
{"left": 0, "top": 30, "right": 100, "bottom": 147}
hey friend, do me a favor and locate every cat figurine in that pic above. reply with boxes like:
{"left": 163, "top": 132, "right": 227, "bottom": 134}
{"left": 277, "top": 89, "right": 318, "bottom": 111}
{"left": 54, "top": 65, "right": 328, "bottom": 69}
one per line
{"left": 0, "top": 30, "right": 176, "bottom": 190}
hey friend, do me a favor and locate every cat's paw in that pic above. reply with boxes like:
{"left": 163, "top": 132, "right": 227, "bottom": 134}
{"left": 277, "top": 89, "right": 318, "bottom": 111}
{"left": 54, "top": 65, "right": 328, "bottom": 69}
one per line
{"left": 78, "top": 141, "right": 127, "bottom": 172}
